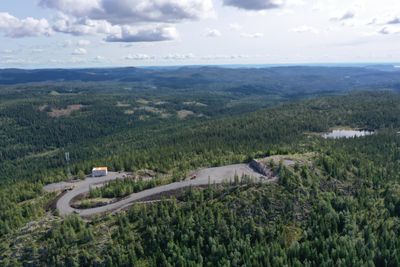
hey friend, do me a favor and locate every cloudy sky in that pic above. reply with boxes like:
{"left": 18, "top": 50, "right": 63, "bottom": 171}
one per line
{"left": 1, "top": 0, "right": 400, "bottom": 68}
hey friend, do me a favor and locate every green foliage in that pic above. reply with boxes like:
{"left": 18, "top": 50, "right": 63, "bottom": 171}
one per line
{"left": 1, "top": 89, "right": 400, "bottom": 266}
{"left": 89, "top": 177, "right": 172, "bottom": 199}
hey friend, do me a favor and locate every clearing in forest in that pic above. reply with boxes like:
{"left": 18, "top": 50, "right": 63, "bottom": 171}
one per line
{"left": 47, "top": 104, "right": 85, "bottom": 118}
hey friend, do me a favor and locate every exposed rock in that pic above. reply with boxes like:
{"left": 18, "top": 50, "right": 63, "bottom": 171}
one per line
{"left": 249, "top": 159, "right": 274, "bottom": 179}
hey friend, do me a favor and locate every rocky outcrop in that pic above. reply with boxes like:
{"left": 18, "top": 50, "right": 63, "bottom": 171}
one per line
{"left": 249, "top": 159, "right": 274, "bottom": 178}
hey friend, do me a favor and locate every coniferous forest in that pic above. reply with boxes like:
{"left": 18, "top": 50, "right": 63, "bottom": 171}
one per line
{"left": 0, "top": 66, "right": 400, "bottom": 266}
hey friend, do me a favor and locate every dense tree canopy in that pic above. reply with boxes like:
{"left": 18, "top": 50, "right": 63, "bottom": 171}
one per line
{"left": 0, "top": 79, "right": 399, "bottom": 266}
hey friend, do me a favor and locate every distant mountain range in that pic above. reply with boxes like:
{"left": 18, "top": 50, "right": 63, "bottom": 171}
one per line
{"left": 1, "top": 66, "right": 400, "bottom": 96}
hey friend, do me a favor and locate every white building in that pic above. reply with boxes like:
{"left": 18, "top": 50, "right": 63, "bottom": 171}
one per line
{"left": 92, "top": 167, "right": 108, "bottom": 177}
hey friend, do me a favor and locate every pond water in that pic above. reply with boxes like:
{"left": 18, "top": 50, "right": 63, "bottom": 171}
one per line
{"left": 322, "top": 130, "right": 374, "bottom": 139}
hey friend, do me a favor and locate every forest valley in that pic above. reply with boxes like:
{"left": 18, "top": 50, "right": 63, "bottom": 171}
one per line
{"left": 0, "top": 66, "right": 400, "bottom": 266}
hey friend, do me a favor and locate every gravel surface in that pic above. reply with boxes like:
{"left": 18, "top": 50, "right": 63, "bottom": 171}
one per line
{"left": 45, "top": 164, "right": 273, "bottom": 217}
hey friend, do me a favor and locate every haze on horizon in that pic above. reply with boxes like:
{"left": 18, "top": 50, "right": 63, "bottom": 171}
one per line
{"left": 1, "top": 0, "right": 400, "bottom": 68}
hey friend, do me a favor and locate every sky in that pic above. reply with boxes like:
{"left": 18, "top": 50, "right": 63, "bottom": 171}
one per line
{"left": 1, "top": 0, "right": 400, "bottom": 68}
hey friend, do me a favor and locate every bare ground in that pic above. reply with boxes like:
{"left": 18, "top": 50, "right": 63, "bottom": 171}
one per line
{"left": 48, "top": 104, "right": 84, "bottom": 118}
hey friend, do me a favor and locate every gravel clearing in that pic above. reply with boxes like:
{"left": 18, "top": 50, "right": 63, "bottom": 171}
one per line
{"left": 45, "top": 164, "right": 275, "bottom": 217}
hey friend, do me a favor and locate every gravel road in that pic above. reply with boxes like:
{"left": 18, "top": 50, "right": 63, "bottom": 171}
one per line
{"left": 45, "top": 164, "right": 272, "bottom": 217}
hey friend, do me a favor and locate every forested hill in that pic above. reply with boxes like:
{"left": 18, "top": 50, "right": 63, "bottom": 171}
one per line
{"left": 1, "top": 91, "right": 400, "bottom": 266}
{"left": 1, "top": 66, "right": 400, "bottom": 96}
{"left": 1, "top": 65, "right": 400, "bottom": 266}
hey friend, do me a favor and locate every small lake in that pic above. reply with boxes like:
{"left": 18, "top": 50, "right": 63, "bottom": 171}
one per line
{"left": 322, "top": 130, "right": 375, "bottom": 139}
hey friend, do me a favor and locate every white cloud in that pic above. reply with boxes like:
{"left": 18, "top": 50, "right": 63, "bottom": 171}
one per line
{"left": 40, "top": 0, "right": 100, "bottom": 17}
{"left": 205, "top": 28, "right": 221, "bottom": 37}
{"left": 125, "top": 54, "right": 155, "bottom": 60}
{"left": 331, "top": 10, "right": 356, "bottom": 21}
{"left": 106, "top": 26, "right": 178, "bottom": 42}
{"left": 1, "top": 49, "right": 14, "bottom": 54}
{"left": 60, "top": 39, "right": 73, "bottom": 47}
{"left": 291, "top": 25, "right": 320, "bottom": 34}
{"left": 53, "top": 13, "right": 179, "bottom": 43}
{"left": 228, "top": 23, "right": 243, "bottom": 31}
{"left": 163, "top": 53, "right": 195, "bottom": 60}
{"left": 1, "top": 55, "right": 15, "bottom": 60}
{"left": 31, "top": 48, "right": 45, "bottom": 53}
{"left": 285, "top": 0, "right": 304, "bottom": 7}
{"left": 201, "top": 54, "right": 258, "bottom": 60}
{"left": 365, "top": 14, "right": 400, "bottom": 27}
{"left": 386, "top": 17, "right": 400, "bottom": 25}
{"left": 53, "top": 15, "right": 120, "bottom": 36}
{"left": 1, "top": 57, "right": 33, "bottom": 65}
{"left": 378, "top": 26, "right": 400, "bottom": 35}
{"left": 40, "top": 0, "right": 215, "bottom": 42}
{"left": 72, "top": 47, "right": 87, "bottom": 55}
{"left": 241, "top": 32, "right": 264, "bottom": 38}
{"left": 69, "top": 57, "right": 88, "bottom": 63}
{"left": 40, "top": 0, "right": 214, "bottom": 24}
{"left": 94, "top": 55, "right": 105, "bottom": 60}
{"left": 49, "top": 56, "right": 114, "bottom": 65}
{"left": 223, "top": 0, "right": 285, "bottom": 10}
{"left": 0, "top": 12, "right": 53, "bottom": 38}
{"left": 77, "top": 39, "right": 91, "bottom": 46}
{"left": 378, "top": 27, "right": 390, "bottom": 35}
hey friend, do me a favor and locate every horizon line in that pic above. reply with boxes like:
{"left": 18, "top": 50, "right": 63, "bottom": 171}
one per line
{"left": 1, "top": 61, "right": 400, "bottom": 71}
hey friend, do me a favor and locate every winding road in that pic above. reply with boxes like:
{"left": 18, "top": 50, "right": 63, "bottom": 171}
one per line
{"left": 44, "top": 164, "right": 273, "bottom": 217}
